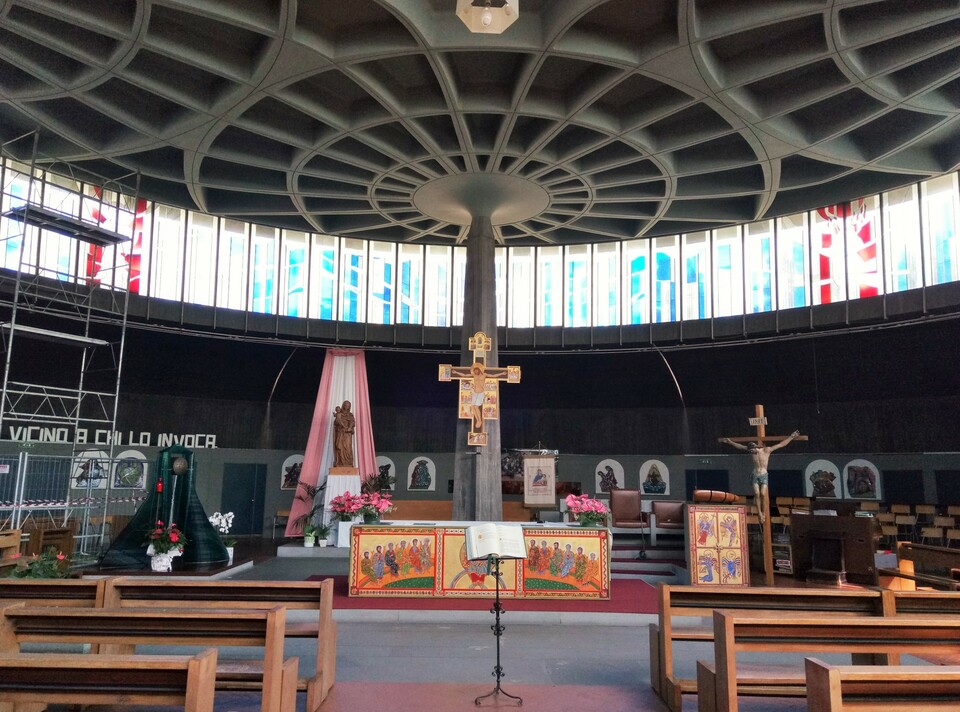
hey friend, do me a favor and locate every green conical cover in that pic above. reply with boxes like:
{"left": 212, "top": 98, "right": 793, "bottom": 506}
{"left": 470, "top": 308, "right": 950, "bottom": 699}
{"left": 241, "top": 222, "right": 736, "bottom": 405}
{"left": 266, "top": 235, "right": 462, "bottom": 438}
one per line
{"left": 99, "top": 445, "right": 227, "bottom": 570}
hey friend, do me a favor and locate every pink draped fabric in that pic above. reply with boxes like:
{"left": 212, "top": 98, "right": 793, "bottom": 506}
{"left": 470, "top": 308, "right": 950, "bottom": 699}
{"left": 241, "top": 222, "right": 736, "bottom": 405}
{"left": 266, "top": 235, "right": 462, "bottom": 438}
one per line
{"left": 285, "top": 349, "right": 376, "bottom": 536}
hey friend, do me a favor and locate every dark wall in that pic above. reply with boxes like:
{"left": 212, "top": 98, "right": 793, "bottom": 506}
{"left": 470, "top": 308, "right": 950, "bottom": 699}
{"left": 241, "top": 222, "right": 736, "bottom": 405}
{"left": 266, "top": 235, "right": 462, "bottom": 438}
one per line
{"left": 110, "top": 317, "right": 960, "bottom": 455}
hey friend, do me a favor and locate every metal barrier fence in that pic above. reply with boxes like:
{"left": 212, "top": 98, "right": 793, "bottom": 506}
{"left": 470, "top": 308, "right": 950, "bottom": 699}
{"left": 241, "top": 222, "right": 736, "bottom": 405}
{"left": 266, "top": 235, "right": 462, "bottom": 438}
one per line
{"left": 0, "top": 451, "right": 146, "bottom": 565}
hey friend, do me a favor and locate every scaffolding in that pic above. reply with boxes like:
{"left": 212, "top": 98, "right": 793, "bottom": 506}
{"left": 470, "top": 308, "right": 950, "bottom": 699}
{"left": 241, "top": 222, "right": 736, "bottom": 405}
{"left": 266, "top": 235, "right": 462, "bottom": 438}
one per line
{"left": 0, "top": 130, "right": 141, "bottom": 564}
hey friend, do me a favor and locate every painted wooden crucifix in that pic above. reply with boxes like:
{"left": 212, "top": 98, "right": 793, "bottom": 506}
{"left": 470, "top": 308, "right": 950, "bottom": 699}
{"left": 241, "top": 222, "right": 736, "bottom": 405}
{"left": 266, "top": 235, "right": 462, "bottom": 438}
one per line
{"left": 439, "top": 331, "right": 521, "bottom": 447}
{"left": 719, "top": 404, "right": 807, "bottom": 586}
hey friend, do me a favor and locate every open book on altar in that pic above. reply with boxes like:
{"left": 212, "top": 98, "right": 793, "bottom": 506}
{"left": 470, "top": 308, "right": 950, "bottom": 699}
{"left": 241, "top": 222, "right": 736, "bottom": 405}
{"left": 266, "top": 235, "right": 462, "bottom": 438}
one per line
{"left": 465, "top": 523, "right": 528, "bottom": 561}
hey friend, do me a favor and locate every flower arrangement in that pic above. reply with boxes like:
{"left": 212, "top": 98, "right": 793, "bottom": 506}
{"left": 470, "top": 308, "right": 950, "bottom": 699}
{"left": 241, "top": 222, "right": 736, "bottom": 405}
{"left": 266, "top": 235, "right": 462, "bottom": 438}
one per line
{"left": 145, "top": 520, "right": 185, "bottom": 555}
{"left": 329, "top": 491, "right": 393, "bottom": 521}
{"left": 5, "top": 547, "right": 70, "bottom": 579}
{"left": 565, "top": 493, "right": 609, "bottom": 527}
{"left": 208, "top": 511, "right": 236, "bottom": 547}
{"left": 328, "top": 491, "right": 364, "bottom": 521}
{"left": 359, "top": 491, "right": 393, "bottom": 520}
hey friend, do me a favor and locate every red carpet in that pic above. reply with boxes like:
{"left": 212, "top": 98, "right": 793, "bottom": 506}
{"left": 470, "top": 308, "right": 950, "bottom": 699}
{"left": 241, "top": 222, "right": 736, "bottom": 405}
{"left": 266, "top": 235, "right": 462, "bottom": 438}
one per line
{"left": 309, "top": 575, "right": 658, "bottom": 614}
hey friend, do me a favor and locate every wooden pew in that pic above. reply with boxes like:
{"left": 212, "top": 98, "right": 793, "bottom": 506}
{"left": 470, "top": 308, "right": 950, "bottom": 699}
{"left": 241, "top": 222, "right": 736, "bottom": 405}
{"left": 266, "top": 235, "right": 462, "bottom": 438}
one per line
{"left": 0, "top": 578, "right": 106, "bottom": 608}
{"left": 804, "top": 657, "right": 960, "bottom": 711}
{"left": 879, "top": 541, "right": 960, "bottom": 591}
{"left": 0, "top": 529, "right": 21, "bottom": 575}
{"left": 882, "top": 589, "right": 960, "bottom": 664}
{"left": 0, "top": 649, "right": 218, "bottom": 712}
{"left": 652, "top": 584, "right": 885, "bottom": 711}
{"left": 0, "top": 604, "right": 297, "bottom": 712}
{"left": 103, "top": 577, "right": 336, "bottom": 710}
{"left": 882, "top": 588, "right": 960, "bottom": 616}
{"left": 697, "top": 613, "right": 960, "bottom": 712}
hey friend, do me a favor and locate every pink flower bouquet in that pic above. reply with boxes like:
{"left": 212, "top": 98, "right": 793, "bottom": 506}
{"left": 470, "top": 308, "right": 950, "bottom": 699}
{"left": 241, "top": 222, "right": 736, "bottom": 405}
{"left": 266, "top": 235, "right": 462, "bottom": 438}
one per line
{"left": 564, "top": 493, "right": 608, "bottom": 527}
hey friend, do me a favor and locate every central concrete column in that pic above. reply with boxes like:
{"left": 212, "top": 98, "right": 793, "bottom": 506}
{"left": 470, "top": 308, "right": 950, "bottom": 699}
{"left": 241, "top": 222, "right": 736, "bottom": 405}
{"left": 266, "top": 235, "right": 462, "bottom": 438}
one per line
{"left": 452, "top": 216, "right": 502, "bottom": 521}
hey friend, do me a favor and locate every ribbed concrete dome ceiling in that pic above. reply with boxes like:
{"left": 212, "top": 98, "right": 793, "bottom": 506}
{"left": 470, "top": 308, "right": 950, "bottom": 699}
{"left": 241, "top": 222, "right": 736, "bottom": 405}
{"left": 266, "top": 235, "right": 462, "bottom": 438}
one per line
{"left": 1, "top": 0, "right": 958, "bottom": 245}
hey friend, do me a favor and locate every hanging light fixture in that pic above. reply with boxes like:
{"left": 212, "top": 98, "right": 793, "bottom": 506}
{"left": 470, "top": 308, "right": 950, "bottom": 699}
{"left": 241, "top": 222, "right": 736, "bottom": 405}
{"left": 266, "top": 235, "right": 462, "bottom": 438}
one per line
{"left": 457, "top": 0, "right": 519, "bottom": 34}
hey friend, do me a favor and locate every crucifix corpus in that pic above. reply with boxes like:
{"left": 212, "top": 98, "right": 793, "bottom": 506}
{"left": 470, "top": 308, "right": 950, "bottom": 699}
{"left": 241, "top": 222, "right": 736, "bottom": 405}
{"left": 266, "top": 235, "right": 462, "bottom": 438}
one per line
{"left": 439, "top": 331, "right": 521, "bottom": 446}
{"left": 719, "top": 404, "right": 807, "bottom": 586}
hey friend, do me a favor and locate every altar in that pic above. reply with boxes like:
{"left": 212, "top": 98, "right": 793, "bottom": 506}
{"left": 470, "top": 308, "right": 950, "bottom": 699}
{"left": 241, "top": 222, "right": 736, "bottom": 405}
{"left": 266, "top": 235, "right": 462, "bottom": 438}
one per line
{"left": 348, "top": 522, "right": 610, "bottom": 599}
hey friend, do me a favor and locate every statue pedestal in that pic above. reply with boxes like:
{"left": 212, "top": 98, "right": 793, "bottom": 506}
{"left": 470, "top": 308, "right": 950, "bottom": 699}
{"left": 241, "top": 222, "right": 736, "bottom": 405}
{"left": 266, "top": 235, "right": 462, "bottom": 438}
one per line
{"left": 329, "top": 467, "right": 358, "bottom": 476}
{"left": 323, "top": 466, "right": 362, "bottom": 538}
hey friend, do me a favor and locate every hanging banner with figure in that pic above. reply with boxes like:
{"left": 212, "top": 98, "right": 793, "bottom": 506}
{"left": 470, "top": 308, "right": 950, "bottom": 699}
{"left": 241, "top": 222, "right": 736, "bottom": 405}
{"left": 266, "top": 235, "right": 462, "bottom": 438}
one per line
{"left": 523, "top": 455, "right": 555, "bottom": 507}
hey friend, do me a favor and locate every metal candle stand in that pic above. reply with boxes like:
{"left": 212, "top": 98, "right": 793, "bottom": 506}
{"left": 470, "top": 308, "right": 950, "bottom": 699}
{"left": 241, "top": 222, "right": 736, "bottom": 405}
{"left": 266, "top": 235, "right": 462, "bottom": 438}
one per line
{"left": 475, "top": 556, "right": 522, "bottom": 706}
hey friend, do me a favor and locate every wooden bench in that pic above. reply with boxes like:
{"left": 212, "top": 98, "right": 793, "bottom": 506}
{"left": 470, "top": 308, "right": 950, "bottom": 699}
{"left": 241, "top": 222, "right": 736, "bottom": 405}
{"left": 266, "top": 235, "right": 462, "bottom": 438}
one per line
{"left": 0, "top": 529, "right": 21, "bottom": 575}
{"left": 0, "top": 603, "right": 297, "bottom": 712}
{"left": 879, "top": 541, "right": 960, "bottom": 590}
{"left": 697, "top": 613, "right": 960, "bottom": 712}
{"left": 0, "top": 650, "right": 218, "bottom": 712}
{"left": 882, "top": 589, "right": 960, "bottom": 664}
{"left": 804, "top": 657, "right": 960, "bottom": 711}
{"left": 21, "top": 524, "right": 75, "bottom": 558}
{"left": 102, "top": 577, "right": 336, "bottom": 710}
{"left": 652, "top": 584, "right": 884, "bottom": 711}
{"left": 0, "top": 578, "right": 107, "bottom": 608}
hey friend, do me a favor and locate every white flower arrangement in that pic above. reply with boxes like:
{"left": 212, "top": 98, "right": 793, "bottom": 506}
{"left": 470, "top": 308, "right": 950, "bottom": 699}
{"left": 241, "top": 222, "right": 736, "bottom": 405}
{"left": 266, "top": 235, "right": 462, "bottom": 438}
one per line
{"left": 208, "top": 511, "right": 236, "bottom": 547}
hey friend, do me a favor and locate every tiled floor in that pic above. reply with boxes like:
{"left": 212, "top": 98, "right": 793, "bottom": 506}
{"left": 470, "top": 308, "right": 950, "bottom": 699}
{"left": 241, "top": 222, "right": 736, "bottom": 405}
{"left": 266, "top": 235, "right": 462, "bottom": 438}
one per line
{"left": 214, "top": 538, "right": 815, "bottom": 712}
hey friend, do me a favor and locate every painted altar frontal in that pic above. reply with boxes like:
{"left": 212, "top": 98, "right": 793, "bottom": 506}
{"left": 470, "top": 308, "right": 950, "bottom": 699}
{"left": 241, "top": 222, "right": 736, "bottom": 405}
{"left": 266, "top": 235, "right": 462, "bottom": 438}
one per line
{"left": 348, "top": 524, "right": 610, "bottom": 599}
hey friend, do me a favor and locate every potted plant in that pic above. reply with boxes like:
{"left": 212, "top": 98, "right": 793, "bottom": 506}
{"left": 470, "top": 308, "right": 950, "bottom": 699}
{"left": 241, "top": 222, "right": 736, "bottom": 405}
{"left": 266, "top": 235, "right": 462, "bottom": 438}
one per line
{"left": 5, "top": 547, "right": 70, "bottom": 579}
{"left": 292, "top": 480, "right": 327, "bottom": 542}
{"left": 208, "top": 511, "right": 236, "bottom": 563}
{"left": 144, "top": 520, "right": 186, "bottom": 571}
{"left": 328, "top": 491, "right": 364, "bottom": 521}
{"left": 564, "top": 493, "right": 609, "bottom": 527}
{"left": 358, "top": 491, "right": 394, "bottom": 523}
{"left": 302, "top": 523, "right": 319, "bottom": 547}
{"left": 314, "top": 523, "right": 331, "bottom": 547}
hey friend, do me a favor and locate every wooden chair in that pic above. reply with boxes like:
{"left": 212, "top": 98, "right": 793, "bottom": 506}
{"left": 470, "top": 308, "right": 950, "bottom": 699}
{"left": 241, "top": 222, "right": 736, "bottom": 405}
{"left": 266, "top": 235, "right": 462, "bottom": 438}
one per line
{"left": 774, "top": 497, "right": 792, "bottom": 516}
{"left": 792, "top": 497, "right": 811, "bottom": 511}
{"left": 948, "top": 506, "right": 960, "bottom": 517}
{"left": 920, "top": 526, "right": 944, "bottom": 546}
{"left": 879, "top": 525, "right": 898, "bottom": 549}
{"left": 915, "top": 504, "right": 936, "bottom": 525}
{"left": 890, "top": 504, "right": 911, "bottom": 515}
{"left": 650, "top": 500, "right": 685, "bottom": 546}
{"left": 609, "top": 489, "right": 649, "bottom": 556}
{"left": 876, "top": 512, "right": 896, "bottom": 524}
{"left": 272, "top": 509, "right": 290, "bottom": 540}
{"left": 895, "top": 514, "right": 917, "bottom": 542}
{"left": 947, "top": 529, "right": 960, "bottom": 548}
{"left": 858, "top": 501, "right": 879, "bottom": 513}
{"left": 935, "top": 516, "right": 955, "bottom": 528}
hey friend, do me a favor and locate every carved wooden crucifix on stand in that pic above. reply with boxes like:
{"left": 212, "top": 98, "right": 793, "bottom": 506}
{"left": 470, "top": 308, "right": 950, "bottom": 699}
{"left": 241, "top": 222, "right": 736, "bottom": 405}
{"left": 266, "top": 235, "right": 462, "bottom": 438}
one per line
{"left": 719, "top": 404, "right": 807, "bottom": 586}
{"left": 439, "top": 331, "right": 521, "bottom": 447}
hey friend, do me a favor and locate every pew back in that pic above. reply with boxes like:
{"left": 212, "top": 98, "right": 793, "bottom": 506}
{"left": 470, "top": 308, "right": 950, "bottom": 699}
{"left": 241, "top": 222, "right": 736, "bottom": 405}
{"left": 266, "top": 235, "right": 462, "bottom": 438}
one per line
{"left": 102, "top": 576, "right": 336, "bottom": 710}
{"left": 0, "top": 604, "right": 293, "bottom": 712}
{"left": 712, "top": 613, "right": 960, "bottom": 712}
{"left": 0, "top": 650, "right": 218, "bottom": 712}
{"left": 654, "top": 584, "right": 884, "bottom": 711}
{"left": 804, "top": 657, "right": 960, "bottom": 711}
{"left": 0, "top": 578, "right": 106, "bottom": 608}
